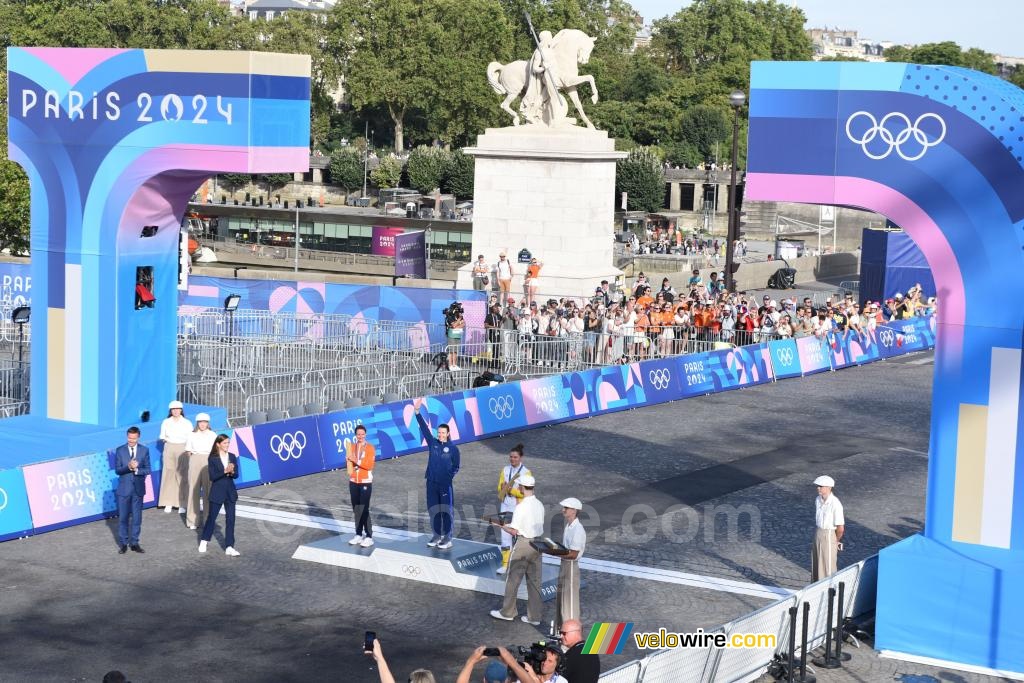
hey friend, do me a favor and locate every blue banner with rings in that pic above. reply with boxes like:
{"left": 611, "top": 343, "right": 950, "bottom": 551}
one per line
{"left": 768, "top": 338, "right": 802, "bottom": 379}
{"left": 250, "top": 416, "right": 325, "bottom": 483}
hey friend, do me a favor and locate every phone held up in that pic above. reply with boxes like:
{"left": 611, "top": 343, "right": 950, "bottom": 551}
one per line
{"left": 364, "top": 631, "right": 376, "bottom": 653}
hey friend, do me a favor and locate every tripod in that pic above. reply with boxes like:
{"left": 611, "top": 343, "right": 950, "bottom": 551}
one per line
{"left": 429, "top": 351, "right": 455, "bottom": 392}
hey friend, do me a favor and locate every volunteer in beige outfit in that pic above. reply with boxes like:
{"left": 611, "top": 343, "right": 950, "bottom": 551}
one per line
{"left": 183, "top": 413, "right": 217, "bottom": 530}
{"left": 812, "top": 475, "right": 845, "bottom": 581}
{"left": 490, "top": 473, "right": 545, "bottom": 625}
{"left": 556, "top": 497, "right": 586, "bottom": 626}
{"left": 158, "top": 401, "right": 193, "bottom": 513}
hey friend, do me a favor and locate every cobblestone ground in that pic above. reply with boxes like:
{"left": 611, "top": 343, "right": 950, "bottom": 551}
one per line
{"left": 0, "top": 350, "right": 1010, "bottom": 681}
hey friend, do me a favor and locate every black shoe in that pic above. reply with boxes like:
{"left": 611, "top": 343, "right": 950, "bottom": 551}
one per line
{"left": 130, "top": 544, "right": 145, "bottom": 553}
{"left": 118, "top": 545, "right": 128, "bottom": 554}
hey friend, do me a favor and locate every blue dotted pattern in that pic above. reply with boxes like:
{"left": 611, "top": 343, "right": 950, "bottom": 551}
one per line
{"left": 901, "top": 64, "right": 1024, "bottom": 164}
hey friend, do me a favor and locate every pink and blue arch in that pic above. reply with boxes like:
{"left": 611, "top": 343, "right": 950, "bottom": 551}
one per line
{"left": 747, "top": 61, "right": 1024, "bottom": 674}
{"left": 6, "top": 48, "right": 310, "bottom": 427}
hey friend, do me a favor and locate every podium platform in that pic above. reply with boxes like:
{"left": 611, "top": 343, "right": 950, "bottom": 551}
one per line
{"left": 293, "top": 533, "right": 564, "bottom": 601}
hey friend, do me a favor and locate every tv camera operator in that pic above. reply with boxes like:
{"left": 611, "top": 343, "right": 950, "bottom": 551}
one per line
{"left": 443, "top": 301, "right": 465, "bottom": 371}
{"left": 457, "top": 642, "right": 567, "bottom": 683}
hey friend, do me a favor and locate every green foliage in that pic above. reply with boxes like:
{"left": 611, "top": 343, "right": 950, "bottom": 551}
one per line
{"left": 615, "top": 148, "right": 665, "bottom": 213}
{"left": 679, "top": 105, "right": 731, "bottom": 163}
{"left": 260, "top": 173, "right": 293, "bottom": 189}
{"left": 219, "top": 173, "right": 252, "bottom": 190}
{"left": 885, "top": 41, "right": 996, "bottom": 74}
{"left": 328, "top": 149, "right": 365, "bottom": 193}
{"left": 405, "top": 146, "right": 451, "bottom": 194}
{"left": 442, "top": 152, "right": 475, "bottom": 199}
{"left": 0, "top": 162, "right": 30, "bottom": 255}
{"left": 371, "top": 156, "right": 403, "bottom": 190}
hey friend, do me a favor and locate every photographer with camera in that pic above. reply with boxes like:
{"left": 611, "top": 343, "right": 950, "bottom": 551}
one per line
{"left": 444, "top": 301, "right": 465, "bottom": 371}
{"left": 456, "top": 645, "right": 566, "bottom": 683}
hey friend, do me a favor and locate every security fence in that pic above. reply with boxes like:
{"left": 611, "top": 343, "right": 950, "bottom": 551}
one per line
{"left": 598, "top": 556, "right": 876, "bottom": 683}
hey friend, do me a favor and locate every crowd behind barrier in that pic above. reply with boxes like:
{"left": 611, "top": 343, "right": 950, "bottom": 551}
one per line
{"left": 599, "top": 556, "right": 877, "bottom": 682}
{"left": 0, "top": 314, "right": 935, "bottom": 543}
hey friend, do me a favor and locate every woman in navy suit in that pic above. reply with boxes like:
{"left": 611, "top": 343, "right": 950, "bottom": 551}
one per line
{"left": 198, "top": 434, "right": 240, "bottom": 556}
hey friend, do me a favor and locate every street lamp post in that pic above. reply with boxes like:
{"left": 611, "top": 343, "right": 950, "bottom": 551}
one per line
{"left": 724, "top": 90, "right": 745, "bottom": 293}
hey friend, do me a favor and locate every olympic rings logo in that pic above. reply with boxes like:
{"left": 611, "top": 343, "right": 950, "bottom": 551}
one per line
{"left": 648, "top": 368, "right": 672, "bottom": 390}
{"left": 879, "top": 329, "right": 896, "bottom": 346}
{"left": 846, "top": 111, "right": 946, "bottom": 161}
{"left": 402, "top": 565, "right": 422, "bottom": 576}
{"left": 776, "top": 348, "right": 795, "bottom": 366}
{"left": 0, "top": 487, "right": 7, "bottom": 512}
{"left": 488, "top": 396, "right": 515, "bottom": 419}
{"left": 270, "top": 431, "right": 307, "bottom": 461}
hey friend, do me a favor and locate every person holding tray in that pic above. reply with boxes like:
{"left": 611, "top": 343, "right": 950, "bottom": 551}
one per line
{"left": 556, "top": 497, "right": 587, "bottom": 625}
{"left": 489, "top": 474, "right": 545, "bottom": 625}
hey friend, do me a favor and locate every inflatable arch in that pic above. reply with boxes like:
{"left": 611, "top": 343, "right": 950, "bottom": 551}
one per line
{"left": 747, "top": 61, "right": 1023, "bottom": 674}
{"left": 6, "top": 48, "right": 310, "bottom": 427}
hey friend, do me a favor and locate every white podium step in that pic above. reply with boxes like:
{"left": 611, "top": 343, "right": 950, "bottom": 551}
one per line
{"left": 292, "top": 533, "right": 562, "bottom": 601}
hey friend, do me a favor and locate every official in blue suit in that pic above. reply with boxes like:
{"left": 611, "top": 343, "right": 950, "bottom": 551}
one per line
{"left": 114, "top": 426, "right": 151, "bottom": 554}
{"left": 198, "top": 434, "right": 241, "bottom": 557}
{"left": 415, "top": 402, "right": 460, "bottom": 549}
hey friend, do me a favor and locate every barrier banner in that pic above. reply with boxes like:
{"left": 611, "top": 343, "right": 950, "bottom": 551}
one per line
{"left": 796, "top": 336, "right": 832, "bottom": 375}
{"left": 586, "top": 364, "right": 647, "bottom": 413}
{"left": 676, "top": 345, "right": 774, "bottom": 398}
{"left": 0, "top": 468, "right": 33, "bottom": 541}
{"left": 767, "top": 338, "right": 802, "bottom": 379}
{"left": 220, "top": 428, "right": 261, "bottom": 489}
{"left": 250, "top": 417, "right": 324, "bottom": 483}
{"left": 521, "top": 374, "right": 579, "bottom": 425}
{"left": 826, "top": 332, "right": 854, "bottom": 370}
{"left": 317, "top": 407, "right": 374, "bottom": 469}
{"left": 724, "top": 344, "right": 775, "bottom": 386}
{"left": 362, "top": 401, "right": 429, "bottom": 459}
{"left": 639, "top": 358, "right": 683, "bottom": 404}
{"left": 676, "top": 351, "right": 719, "bottom": 397}
{"left": 845, "top": 329, "right": 883, "bottom": 365}
{"left": 23, "top": 449, "right": 156, "bottom": 530}
{"left": 424, "top": 391, "right": 486, "bottom": 442}
{"left": 476, "top": 382, "right": 529, "bottom": 435}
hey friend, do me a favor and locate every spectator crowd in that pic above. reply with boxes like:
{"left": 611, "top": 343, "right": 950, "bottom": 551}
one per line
{"left": 467, "top": 273, "right": 938, "bottom": 370}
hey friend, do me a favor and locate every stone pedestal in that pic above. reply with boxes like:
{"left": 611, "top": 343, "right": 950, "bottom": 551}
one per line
{"left": 457, "top": 126, "right": 626, "bottom": 299}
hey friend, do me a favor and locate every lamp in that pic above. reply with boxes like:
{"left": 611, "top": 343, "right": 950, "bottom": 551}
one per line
{"left": 724, "top": 90, "right": 746, "bottom": 293}
{"left": 224, "top": 294, "right": 241, "bottom": 338}
{"left": 12, "top": 306, "right": 30, "bottom": 325}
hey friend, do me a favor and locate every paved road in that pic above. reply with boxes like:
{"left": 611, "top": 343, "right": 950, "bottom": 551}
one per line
{"left": 0, "top": 349, "right": 1006, "bottom": 682}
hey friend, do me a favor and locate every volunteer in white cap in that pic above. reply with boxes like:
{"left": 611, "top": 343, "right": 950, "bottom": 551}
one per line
{"left": 183, "top": 412, "right": 217, "bottom": 530}
{"left": 491, "top": 473, "right": 545, "bottom": 625}
{"left": 158, "top": 400, "right": 193, "bottom": 513}
{"left": 812, "top": 475, "right": 845, "bottom": 581}
{"left": 556, "top": 497, "right": 586, "bottom": 625}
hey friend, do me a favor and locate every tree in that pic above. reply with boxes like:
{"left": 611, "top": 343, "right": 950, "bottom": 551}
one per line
{"left": 886, "top": 41, "right": 996, "bottom": 74}
{"left": 406, "top": 146, "right": 451, "bottom": 194}
{"left": 219, "top": 174, "right": 253, "bottom": 191}
{"left": 615, "top": 148, "right": 665, "bottom": 213}
{"left": 371, "top": 156, "right": 403, "bottom": 189}
{"left": 442, "top": 152, "right": 475, "bottom": 199}
{"left": 328, "top": 149, "right": 365, "bottom": 194}
{"left": 678, "top": 105, "right": 730, "bottom": 163}
{"left": 0, "top": 163, "right": 30, "bottom": 255}
{"left": 260, "top": 173, "right": 293, "bottom": 190}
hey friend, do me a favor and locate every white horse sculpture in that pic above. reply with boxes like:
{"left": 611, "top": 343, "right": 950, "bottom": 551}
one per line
{"left": 486, "top": 28, "right": 599, "bottom": 128}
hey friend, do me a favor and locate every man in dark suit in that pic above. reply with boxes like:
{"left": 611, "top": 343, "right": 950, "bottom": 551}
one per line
{"left": 114, "top": 426, "right": 150, "bottom": 554}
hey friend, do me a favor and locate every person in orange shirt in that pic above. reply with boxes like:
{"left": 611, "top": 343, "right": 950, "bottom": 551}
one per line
{"left": 633, "top": 305, "right": 652, "bottom": 359}
{"left": 636, "top": 286, "right": 654, "bottom": 310}
{"left": 347, "top": 425, "right": 377, "bottom": 548}
{"left": 656, "top": 304, "right": 675, "bottom": 356}
{"left": 524, "top": 258, "right": 543, "bottom": 306}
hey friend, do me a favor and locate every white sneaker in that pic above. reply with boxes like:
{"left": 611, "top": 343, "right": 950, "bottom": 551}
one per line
{"left": 360, "top": 537, "right": 375, "bottom": 548}
{"left": 164, "top": 506, "right": 173, "bottom": 513}
{"left": 490, "top": 610, "right": 514, "bottom": 621}
{"left": 198, "top": 540, "right": 208, "bottom": 553}
{"left": 438, "top": 537, "right": 453, "bottom": 549}
{"left": 450, "top": 364, "right": 461, "bottom": 371}
{"left": 225, "top": 547, "right": 240, "bottom": 557}
{"left": 187, "top": 524, "right": 197, "bottom": 530}
{"left": 427, "top": 535, "right": 441, "bottom": 547}
{"left": 520, "top": 616, "right": 540, "bottom": 626}
{"left": 348, "top": 534, "right": 364, "bottom": 545}
{"left": 496, "top": 565, "right": 507, "bottom": 575}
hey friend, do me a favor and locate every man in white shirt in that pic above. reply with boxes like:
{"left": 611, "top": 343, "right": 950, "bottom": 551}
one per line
{"left": 812, "top": 475, "right": 845, "bottom": 581}
{"left": 556, "top": 498, "right": 586, "bottom": 626}
{"left": 496, "top": 252, "right": 514, "bottom": 297}
{"left": 490, "top": 474, "right": 545, "bottom": 625}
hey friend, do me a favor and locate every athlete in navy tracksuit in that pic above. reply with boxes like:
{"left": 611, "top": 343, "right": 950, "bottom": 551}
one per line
{"left": 416, "top": 404, "right": 460, "bottom": 549}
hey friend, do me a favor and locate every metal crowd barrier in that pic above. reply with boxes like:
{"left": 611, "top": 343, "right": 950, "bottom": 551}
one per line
{"left": 602, "top": 556, "right": 878, "bottom": 682}
{"left": 394, "top": 369, "right": 479, "bottom": 399}
{"left": 0, "top": 359, "right": 30, "bottom": 402}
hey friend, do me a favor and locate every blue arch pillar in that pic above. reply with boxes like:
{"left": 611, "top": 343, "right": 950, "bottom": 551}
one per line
{"left": 7, "top": 48, "right": 310, "bottom": 427}
{"left": 747, "top": 61, "right": 1024, "bottom": 674}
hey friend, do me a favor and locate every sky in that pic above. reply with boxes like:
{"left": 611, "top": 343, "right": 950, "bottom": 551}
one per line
{"left": 629, "top": 0, "right": 1024, "bottom": 57}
